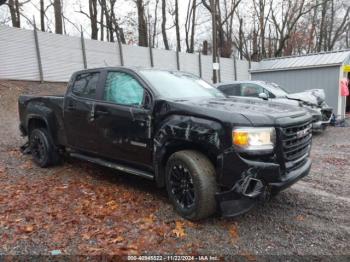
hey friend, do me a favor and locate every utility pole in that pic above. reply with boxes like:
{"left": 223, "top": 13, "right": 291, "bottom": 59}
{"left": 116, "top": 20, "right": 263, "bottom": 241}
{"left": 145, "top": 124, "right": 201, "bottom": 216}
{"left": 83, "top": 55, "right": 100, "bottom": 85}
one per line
{"left": 210, "top": 0, "right": 218, "bottom": 83}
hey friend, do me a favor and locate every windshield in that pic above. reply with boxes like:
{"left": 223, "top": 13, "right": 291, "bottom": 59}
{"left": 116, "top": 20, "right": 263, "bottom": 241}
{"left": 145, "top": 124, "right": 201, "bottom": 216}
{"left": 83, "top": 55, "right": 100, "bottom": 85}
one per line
{"left": 140, "top": 70, "right": 225, "bottom": 100}
{"left": 264, "top": 82, "right": 289, "bottom": 97}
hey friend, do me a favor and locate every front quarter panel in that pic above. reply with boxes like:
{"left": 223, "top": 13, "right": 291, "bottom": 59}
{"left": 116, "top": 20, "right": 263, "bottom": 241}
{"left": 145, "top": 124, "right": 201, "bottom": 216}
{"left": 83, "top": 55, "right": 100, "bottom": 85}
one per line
{"left": 153, "top": 114, "right": 230, "bottom": 187}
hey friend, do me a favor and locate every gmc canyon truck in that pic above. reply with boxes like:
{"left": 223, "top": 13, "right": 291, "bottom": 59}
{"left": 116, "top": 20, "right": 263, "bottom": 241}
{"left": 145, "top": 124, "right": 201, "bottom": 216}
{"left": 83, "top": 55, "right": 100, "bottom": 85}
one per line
{"left": 18, "top": 67, "right": 312, "bottom": 220}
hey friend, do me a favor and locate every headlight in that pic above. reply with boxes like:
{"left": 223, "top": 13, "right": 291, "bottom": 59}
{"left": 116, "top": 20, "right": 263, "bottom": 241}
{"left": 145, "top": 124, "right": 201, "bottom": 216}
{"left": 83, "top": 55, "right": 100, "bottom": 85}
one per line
{"left": 232, "top": 127, "right": 276, "bottom": 153}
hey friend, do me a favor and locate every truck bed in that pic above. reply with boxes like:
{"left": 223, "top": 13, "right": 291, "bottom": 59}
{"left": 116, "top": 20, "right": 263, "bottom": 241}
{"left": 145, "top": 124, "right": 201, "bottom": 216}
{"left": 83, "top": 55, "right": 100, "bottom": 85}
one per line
{"left": 18, "top": 95, "right": 65, "bottom": 143}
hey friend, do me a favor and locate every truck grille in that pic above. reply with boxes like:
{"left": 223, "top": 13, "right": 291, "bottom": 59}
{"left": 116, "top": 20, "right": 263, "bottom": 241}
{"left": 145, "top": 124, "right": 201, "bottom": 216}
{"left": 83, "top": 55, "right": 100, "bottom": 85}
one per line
{"left": 280, "top": 121, "right": 312, "bottom": 171}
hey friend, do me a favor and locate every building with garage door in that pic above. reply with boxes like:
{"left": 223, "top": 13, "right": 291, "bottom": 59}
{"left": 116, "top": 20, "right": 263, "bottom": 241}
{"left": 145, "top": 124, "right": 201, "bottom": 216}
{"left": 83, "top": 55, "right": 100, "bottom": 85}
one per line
{"left": 250, "top": 50, "right": 350, "bottom": 118}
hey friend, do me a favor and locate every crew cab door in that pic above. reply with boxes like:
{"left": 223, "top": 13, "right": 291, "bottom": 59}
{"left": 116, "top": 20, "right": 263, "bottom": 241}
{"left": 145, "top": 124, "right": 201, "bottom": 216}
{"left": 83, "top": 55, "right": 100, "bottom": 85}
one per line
{"left": 63, "top": 71, "right": 102, "bottom": 152}
{"left": 91, "top": 70, "right": 153, "bottom": 168}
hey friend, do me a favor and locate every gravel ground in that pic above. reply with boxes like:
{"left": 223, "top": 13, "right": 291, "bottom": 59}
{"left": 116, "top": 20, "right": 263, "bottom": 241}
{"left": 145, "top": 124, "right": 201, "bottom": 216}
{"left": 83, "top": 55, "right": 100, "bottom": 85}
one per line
{"left": 0, "top": 80, "right": 349, "bottom": 259}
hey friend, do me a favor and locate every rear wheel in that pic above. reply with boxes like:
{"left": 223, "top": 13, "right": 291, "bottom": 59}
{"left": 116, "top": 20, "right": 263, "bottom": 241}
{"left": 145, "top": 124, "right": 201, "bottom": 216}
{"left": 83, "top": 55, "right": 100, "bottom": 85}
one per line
{"left": 29, "top": 128, "right": 60, "bottom": 167}
{"left": 165, "top": 150, "right": 217, "bottom": 220}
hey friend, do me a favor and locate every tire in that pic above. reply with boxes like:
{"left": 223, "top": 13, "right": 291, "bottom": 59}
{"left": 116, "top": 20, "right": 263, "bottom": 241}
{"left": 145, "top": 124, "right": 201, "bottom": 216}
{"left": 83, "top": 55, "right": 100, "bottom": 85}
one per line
{"left": 29, "top": 128, "right": 60, "bottom": 167}
{"left": 165, "top": 150, "right": 217, "bottom": 220}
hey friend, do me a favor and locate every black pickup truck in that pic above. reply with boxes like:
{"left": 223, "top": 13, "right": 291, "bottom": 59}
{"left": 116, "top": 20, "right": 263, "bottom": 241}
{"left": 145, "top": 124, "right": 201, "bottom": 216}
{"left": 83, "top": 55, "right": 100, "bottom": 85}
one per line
{"left": 18, "top": 67, "right": 312, "bottom": 220}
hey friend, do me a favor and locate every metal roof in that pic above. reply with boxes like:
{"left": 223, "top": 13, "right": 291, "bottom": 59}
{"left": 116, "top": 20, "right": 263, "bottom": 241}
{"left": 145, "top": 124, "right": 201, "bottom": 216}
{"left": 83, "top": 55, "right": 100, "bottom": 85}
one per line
{"left": 251, "top": 50, "right": 350, "bottom": 73}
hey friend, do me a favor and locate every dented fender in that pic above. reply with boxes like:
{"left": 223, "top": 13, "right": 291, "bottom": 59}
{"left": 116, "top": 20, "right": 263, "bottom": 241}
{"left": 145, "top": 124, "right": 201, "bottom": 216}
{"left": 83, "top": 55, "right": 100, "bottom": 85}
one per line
{"left": 152, "top": 114, "right": 228, "bottom": 187}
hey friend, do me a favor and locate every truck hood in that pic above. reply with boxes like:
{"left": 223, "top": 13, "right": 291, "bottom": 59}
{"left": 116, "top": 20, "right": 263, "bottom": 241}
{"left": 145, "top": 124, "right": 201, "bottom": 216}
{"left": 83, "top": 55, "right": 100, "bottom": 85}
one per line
{"left": 286, "top": 89, "right": 326, "bottom": 106}
{"left": 166, "top": 97, "right": 308, "bottom": 126}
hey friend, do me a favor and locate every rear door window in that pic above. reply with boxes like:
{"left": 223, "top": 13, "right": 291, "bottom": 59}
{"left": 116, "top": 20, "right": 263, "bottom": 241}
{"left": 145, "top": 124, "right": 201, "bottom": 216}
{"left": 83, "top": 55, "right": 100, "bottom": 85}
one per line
{"left": 225, "top": 84, "right": 241, "bottom": 96}
{"left": 72, "top": 72, "right": 100, "bottom": 99}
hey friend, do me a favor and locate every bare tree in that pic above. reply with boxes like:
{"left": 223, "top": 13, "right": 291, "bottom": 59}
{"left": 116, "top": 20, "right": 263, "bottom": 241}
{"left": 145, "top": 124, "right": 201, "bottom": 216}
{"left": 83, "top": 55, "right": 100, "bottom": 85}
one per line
{"left": 98, "top": 0, "right": 126, "bottom": 44}
{"left": 317, "top": 0, "right": 329, "bottom": 52}
{"left": 161, "top": 0, "right": 169, "bottom": 50}
{"left": 346, "top": 23, "right": 350, "bottom": 48}
{"left": 325, "top": 1, "right": 350, "bottom": 50}
{"left": 185, "top": 0, "right": 197, "bottom": 53}
{"left": 252, "top": 0, "right": 271, "bottom": 59}
{"left": 100, "top": 0, "right": 105, "bottom": 40}
{"left": 150, "top": 0, "right": 159, "bottom": 48}
{"left": 53, "top": 0, "right": 63, "bottom": 34}
{"left": 40, "top": 0, "right": 45, "bottom": 31}
{"left": 202, "top": 0, "right": 241, "bottom": 57}
{"left": 8, "top": 0, "right": 21, "bottom": 27}
{"left": 135, "top": 0, "right": 148, "bottom": 47}
{"left": 89, "top": 0, "right": 99, "bottom": 40}
{"left": 174, "top": 0, "right": 181, "bottom": 51}
{"left": 270, "top": 0, "right": 317, "bottom": 57}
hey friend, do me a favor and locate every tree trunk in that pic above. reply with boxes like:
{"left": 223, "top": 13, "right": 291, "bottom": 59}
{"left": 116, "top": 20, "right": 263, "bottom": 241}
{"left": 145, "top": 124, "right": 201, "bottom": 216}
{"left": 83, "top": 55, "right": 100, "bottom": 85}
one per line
{"left": 238, "top": 18, "right": 243, "bottom": 59}
{"left": 53, "top": 0, "right": 63, "bottom": 34}
{"left": 151, "top": 0, "right": 159, "bottom": 48}
{"left": 89, "top": 0, "right": 98, "bottom": 40}
{"left": 109, "top": 1, "right": 115, "bottom": 42}
{"left": 100, "top": 0, "right": 105, "bottom": 41}
{"left": 136, "top": 0, "right": 148, "bottom": 47}
{"left": 189, "top": 0, "right": 197, "bottom": 53}
{"left": 347, "top": 24, "right": 350, "bottom": 49}
{"left": 317, "top": 0, "right": 328, "bottom": 52}
{"left": 185, "top": 0, "right": 197, "bottom": 53}
{"left": 202, "top": 40, "right": 208, "bottom": 55}
{"left": 175, "top": 0, "right": 181, "bottom": 51}
{"left": 161, "top": 0, "right": 169, "bottom": 50}
{"left": 8, "top": 0, "right": 21, "bottom": 28}
{"left": 40, "top": 0, "right": 45, "bottom": 31}
{"left": 210, "top": 0, "right": 217, "bottom": 83}
{"left": 259, "top": 0, "right": 266, "bottom": 58}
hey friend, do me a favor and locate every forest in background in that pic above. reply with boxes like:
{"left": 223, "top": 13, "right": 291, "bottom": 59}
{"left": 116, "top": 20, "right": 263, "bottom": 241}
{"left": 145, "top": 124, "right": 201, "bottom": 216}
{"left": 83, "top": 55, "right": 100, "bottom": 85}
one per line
{"left": 0, "top": 0, "right": 349, "bottom": 62}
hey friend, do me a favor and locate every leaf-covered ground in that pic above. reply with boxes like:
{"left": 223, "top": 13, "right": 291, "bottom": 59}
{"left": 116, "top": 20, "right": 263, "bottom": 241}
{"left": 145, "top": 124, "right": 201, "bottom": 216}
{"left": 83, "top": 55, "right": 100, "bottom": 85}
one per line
{"left": 0, "top": 80, "right": 349, "bottom": 258}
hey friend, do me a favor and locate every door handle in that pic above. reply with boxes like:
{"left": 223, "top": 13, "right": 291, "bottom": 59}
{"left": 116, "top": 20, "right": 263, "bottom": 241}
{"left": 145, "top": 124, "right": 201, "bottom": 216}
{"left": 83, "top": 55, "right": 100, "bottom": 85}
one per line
{"left": 96, "top": 109, "right": 110, "bottom": 116}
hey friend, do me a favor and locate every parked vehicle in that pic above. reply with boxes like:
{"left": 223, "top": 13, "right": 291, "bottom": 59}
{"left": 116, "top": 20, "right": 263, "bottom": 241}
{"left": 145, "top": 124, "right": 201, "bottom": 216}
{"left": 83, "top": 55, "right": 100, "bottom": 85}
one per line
{"left": 18, "top": 68, "right": 312, "bottom": 220}
{"left": 216, "top": 81, "right": 333, "bottom": 131}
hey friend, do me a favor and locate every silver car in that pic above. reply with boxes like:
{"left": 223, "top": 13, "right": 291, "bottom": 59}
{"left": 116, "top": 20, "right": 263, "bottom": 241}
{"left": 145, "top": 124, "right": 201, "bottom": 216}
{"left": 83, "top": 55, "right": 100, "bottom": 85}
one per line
{"left": 216, "top": 81, "right": 333, "bottom": 131}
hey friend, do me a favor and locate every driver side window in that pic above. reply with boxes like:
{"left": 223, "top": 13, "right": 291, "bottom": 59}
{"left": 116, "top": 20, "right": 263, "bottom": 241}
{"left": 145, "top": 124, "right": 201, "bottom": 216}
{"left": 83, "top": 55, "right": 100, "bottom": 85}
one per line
{"left": 104, "top": 72, "right": 144, "bottom": 106}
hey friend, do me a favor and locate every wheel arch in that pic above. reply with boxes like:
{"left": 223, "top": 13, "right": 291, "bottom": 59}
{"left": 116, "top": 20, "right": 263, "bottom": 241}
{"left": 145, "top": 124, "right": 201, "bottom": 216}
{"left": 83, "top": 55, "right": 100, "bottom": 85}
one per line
{"left": 153, "top": 115, "right": 227, "bottom": 188}
{"left": 26, "top": 114, "right": 59, "bottom": 146}
{"left": 27, "top": 116, "right": 49, "bottom": 135}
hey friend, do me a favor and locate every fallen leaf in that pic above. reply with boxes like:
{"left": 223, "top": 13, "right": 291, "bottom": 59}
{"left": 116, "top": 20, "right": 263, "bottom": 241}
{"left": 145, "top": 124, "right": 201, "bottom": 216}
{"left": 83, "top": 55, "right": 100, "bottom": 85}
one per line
{"left": 19, "top": 160, "right": 33, "bottom": 170}
{"left": 111, "top": 236, "right": 124, "bottom": 243}
{"left": 142, "top": 214, "right": 155, "bottom": 224}
{"left": 172, "top": 221, "right": 186, "bottom": 238}
{"left": 8, "top": 149, "right": 21, "bottom": 158}
{"left": 295, "top": 215, "right": 305, "bottom": 221}
{"left": 229, "top": 223, "right": 239, "bottom": 243}
{"left": 23, "top": 225, "right": 34, "bottom": 233}
{"left": 106, "top": 200, "right": 119, "bottom": 210}
{"left": 240, "top": 252, "right": 257, "bottom": 261}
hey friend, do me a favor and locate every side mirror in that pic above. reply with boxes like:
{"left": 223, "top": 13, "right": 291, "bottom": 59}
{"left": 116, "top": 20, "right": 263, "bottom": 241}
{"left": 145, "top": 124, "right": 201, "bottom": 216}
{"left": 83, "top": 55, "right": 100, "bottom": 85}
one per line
{"left": 258, "top": 93, "right": 269, "bottom": 100}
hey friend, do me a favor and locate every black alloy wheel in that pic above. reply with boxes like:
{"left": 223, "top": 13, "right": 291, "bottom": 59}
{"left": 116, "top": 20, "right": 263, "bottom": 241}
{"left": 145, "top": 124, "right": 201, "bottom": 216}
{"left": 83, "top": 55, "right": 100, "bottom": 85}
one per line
{"left": 169, "top": 162, "right": 195, "bottom": 209}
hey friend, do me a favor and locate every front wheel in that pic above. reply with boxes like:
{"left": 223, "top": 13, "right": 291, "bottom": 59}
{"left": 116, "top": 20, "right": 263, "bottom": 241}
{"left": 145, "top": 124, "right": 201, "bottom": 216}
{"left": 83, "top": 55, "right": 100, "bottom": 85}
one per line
{"left": 29, "top": 128, "right": 60, "bottom": 167}
{"left": 165, "top": 150, "right": 217, "bottom": 220}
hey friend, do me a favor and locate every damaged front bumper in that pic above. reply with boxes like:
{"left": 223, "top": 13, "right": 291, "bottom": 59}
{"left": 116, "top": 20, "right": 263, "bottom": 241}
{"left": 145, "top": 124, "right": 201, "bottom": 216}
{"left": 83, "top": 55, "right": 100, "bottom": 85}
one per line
{"left": 306, "top": 107, "right": 333, "bottom": 132}
{"left": 216, "top": 156, "right": 312, "bottom": 217}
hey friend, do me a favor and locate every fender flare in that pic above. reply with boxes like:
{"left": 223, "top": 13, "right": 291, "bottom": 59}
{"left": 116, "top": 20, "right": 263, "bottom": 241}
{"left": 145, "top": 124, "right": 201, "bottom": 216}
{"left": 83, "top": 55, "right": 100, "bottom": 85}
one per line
{"left": 152, "top": 115, "right": 226, "bottom": 187}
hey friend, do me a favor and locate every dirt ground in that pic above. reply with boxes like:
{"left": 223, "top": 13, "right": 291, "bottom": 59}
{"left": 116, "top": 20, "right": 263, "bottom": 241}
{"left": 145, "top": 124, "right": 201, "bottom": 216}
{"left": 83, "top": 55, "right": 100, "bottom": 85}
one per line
{"left": 0, "top": 80, "right": 349, "bottom": 259}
